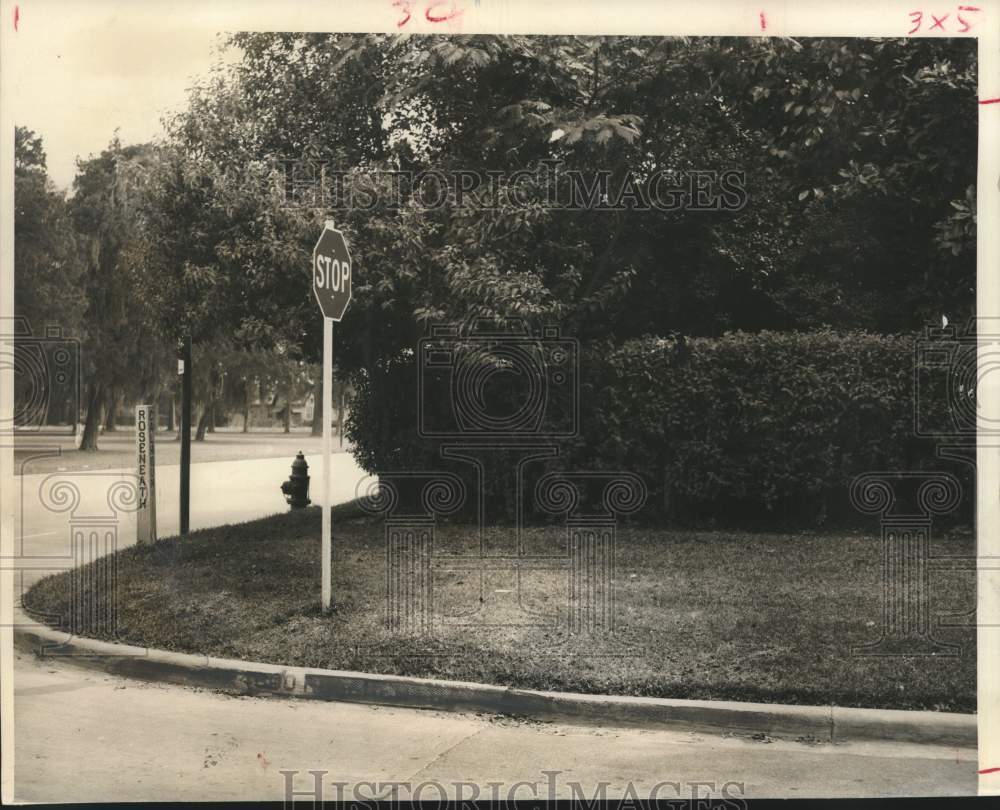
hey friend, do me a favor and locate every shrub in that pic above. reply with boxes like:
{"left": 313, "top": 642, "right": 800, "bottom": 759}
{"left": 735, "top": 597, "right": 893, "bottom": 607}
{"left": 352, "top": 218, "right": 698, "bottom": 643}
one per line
{"left": 347, "top": 331, "right": 969, "bottom": 528}
{"left": 570, "top": 331, "right": 966, "bottom": 526}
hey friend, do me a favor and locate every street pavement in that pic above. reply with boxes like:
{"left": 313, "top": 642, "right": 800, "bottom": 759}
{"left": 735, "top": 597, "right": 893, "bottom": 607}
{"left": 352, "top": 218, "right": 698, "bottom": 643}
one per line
{"left": 13, "top": 428, "right": 335, "bottom": 473}
{"left": 11, "top": 651, "right": 976, "bottom": 802}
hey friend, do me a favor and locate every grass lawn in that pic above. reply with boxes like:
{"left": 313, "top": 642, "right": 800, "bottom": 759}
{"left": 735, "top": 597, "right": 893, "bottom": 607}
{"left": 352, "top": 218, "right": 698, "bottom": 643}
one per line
{"left": 23, "top": 504, "right": 976, "bottom": 713}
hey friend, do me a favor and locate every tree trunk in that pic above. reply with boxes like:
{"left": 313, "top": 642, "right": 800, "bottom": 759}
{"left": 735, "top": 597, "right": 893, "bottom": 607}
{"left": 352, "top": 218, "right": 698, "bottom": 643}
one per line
{"left": 79, "top": 380, "right": 103, "bottom": 451}
{"left": 167, "top": 395, "right": 175, "bottom": 432}
{"left": 195, "top": 407, "right": 210, "bottom": 441}
{"left": 208, "top": 401, "right": 216, "bottom": 433}
{"left": 242, "top": 385, "right": 250, "bottom": 433}
{"left": 173, "top": 392, "right": 183, "bottom": 441}
{"left": 148, "top": 377, "right": 161, "bottom": 432}
{"left": 283, "top": 386, "right": 292, "bottom": 433}
{"left": 103, "top": 389, "right": 117, "bottom": 431}
{"left": 311, "top": 376, "right": 323, "bottom": 436}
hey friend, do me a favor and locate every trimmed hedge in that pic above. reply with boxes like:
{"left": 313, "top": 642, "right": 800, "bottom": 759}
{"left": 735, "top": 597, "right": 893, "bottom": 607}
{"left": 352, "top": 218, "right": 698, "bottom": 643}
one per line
{"left": 570, "top": 331, "right": 965, "bottom": 525}
{"left": 347, "top": 330, "right": 967, "bottom": 528}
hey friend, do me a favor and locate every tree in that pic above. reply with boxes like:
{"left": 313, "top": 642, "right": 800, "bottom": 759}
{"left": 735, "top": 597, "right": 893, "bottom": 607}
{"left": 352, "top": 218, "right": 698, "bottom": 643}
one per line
{"left": 185, "top": 35, "right": 975, "bottom": 363}
{"left": 149, "top": 35, "right": 976, "bottom": 477}
{"left": 70, "top": 138, "right": 162, "bottom": 450}
{"left": 14, "top": 127, "right": 86, "bottom": 427}
{"left": 717, "top": 37, "right": 977, "bottom": 330}
{"left": 310, "top": 364, "right": 350, "bottom": 436}
{"left": 127, "top": 132, "right": 322, "bottom": 428}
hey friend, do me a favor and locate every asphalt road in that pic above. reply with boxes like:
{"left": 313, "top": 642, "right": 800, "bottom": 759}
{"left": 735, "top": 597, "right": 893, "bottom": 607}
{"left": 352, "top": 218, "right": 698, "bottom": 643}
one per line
{"left": 10, "top": 651, "right": 976, "bottom": 802}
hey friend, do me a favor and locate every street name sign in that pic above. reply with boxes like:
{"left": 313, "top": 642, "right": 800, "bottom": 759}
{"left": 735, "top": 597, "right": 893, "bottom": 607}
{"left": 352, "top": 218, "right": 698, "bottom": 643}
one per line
{"left": 135, "top": 404, "right": 157, "bottom": 544}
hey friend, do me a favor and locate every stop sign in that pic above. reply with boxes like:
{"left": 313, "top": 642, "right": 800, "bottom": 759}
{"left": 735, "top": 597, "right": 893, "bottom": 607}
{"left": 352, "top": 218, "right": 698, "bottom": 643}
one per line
{"left": 312, "top": 224, "right": 352, "bottom": 321}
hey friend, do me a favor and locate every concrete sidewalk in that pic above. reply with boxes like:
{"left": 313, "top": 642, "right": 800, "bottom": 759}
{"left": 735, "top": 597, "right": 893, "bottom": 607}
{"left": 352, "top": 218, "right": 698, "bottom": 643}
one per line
{"left": 11, "top": 652, "right": 976, "bottom": 802}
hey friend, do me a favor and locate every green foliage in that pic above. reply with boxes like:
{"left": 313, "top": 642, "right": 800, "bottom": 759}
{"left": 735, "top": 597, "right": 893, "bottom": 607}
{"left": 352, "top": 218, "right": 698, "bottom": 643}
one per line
{"left": 160, "top": 34, "right": 976, "bottom": 379}
{"left": 15, "top": 126, "right": 47, "bottom": 173}
{"left": 347, "top": 330, "right": 966, "bottom": 528}
{"left": 572, "top": 331, "right": 963, "bottom": 525}
{"left": 17, "top": 36, "right": 978, "bottom": 463}
{"left": 729, "top": 37, "right": 977, "bottom": 330}
{"left": 70, "top": 138, "right": 168, "bottom": 447}
{"left": 130, "top": 145, "right": 321, "bottom": 351}
{"left": 14, "top": 128, "right": 85, "bottom": 339}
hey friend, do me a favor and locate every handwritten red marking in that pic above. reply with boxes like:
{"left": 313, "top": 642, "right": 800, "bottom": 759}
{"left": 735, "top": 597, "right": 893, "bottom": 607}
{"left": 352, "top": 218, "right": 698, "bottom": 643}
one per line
{"left": 957, "top": 5, "right": 981, "bottom": 31}
{"left": 908, "top": 11, "right": 923, "bottom": 33}
{"left": 980, "top": 98, "right": 1000, "bottom": 105}
{"left": 392, "top": 0, "right": 413, "bottom": 27}
{"left": 426, "top": 0, "right": 463, "bottom": 23}
{"left": 979, "top": 767, "right": 1000, "bottom": 774}
{"left": 759, "top": 11, "right": 767, "bottom": 30}
{"left": 930, "top": 12, "right": 950, "bottom": 28}
{"left": 13, "top": 5, "right": 18, "bottom": 31}
{"left": 257, "top": 752, "right": 270, "bottom": 769}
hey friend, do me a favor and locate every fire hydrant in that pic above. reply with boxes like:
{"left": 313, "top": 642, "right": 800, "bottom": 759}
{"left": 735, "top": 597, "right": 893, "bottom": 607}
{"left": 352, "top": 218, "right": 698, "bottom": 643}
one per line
{"left": 280, "top": 451, "right": 311, "bottom": 509}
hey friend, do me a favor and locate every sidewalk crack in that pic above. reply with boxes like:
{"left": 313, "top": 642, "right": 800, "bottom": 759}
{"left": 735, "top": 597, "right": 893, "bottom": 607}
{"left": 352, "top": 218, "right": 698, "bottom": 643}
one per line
{"left": 399, "top": 725, "right": 488, "bottom": 785}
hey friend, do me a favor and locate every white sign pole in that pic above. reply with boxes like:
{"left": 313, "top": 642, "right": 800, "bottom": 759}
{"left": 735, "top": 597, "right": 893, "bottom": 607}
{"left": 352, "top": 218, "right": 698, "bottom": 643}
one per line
{"left": 314, "top": 217, "right": 350, "bottom": 612}
{"left": 322, "top": 316, "right": 333, "bottom": 610}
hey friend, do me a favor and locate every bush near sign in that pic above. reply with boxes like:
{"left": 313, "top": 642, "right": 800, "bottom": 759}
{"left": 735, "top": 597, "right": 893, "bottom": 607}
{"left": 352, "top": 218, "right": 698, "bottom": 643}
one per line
{"left": 313, "top": 225, "right": 352, "bottom": 321}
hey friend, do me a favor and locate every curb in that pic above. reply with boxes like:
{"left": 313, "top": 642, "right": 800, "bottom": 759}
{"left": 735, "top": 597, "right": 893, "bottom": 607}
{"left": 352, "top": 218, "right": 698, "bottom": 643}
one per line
{"left": 13, "top": 612, "right": 975, "bottom": 747}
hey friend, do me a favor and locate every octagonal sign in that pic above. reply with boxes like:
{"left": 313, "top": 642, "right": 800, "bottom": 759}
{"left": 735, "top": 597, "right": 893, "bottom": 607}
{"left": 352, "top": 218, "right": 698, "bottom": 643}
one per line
{"left": 312, "top": 223, "right": 352, "bottom": 321}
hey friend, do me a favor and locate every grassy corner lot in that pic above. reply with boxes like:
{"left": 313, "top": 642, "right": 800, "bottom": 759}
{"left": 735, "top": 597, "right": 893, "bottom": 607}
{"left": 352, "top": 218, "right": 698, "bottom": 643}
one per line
{"left": 24, "top": 504, "right": 976, "bottom": 713}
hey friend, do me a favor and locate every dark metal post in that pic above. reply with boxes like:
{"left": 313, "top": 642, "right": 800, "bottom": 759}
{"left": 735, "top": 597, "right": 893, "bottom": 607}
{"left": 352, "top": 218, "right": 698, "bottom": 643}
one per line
{"left": 179, "top": 336, "right": 192, "bottom": 535}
